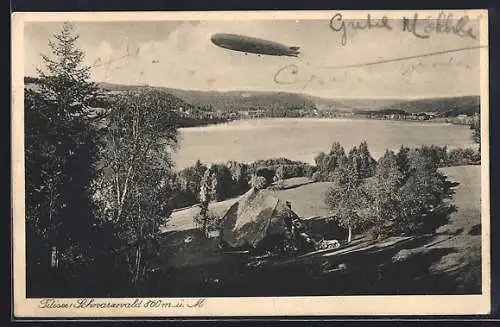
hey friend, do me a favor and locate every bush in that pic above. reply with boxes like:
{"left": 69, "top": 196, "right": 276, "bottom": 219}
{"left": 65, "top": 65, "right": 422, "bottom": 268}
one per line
{"left": 410, "top": 145, "right": 480, "bottom": 167}
{"left": 446, "top": 148, "right": 480, "bottom": 166}
{"left": 414, "top": 145, "right": 448, "bottom": 168}
{"left": 304, "top": 165, "right": 317, "bottom": 178}
{"left": 365, "top": 226, "right": 388, "bottom": 241}
{"left": 249, "top": 158, "right": 314, "bottom": 181}
{"left": 250, "top": 175, "right": 268, "bottom": 190}
{"left": 254, "top": 167, "right": 275, "bottom": 185}
{"left": 193, "top": 210, "right": 221, "bottom": 238}
{"left": 311, "top": 171, "right": 322, "bottom": 182}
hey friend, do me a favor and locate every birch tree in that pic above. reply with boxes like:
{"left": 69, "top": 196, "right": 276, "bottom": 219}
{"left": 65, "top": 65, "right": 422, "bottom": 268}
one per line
{"left": 324, "top": 163, "right": 370, "bottom": 243}
{"left": 369, "top": 150, "right": 404, "bottom": 237}
{"left": 94, "top": 89, "right": 178, "bottom": 286}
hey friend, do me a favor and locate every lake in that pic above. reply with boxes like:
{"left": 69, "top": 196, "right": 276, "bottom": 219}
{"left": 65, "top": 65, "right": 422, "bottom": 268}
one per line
{"left": 172, "top": 118, "right": 476, "bottom": 170}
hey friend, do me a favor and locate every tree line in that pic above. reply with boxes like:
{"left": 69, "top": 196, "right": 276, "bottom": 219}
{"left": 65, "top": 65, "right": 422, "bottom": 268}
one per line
{"left": 313, "top": 143, "right": 479, "bottom": 184}
{"left": 168, "top": 157, "right": 315, "bottom": 210}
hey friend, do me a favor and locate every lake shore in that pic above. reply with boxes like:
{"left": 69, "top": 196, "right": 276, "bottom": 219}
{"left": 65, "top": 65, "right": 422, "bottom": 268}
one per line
{"left": 177, "top": 115, "right": 472, "bottom": 131}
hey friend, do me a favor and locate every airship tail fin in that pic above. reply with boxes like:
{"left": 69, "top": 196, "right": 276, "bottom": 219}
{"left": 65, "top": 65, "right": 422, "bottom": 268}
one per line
{"left": 289, "top": 46, "right": 300, "bottom": 51}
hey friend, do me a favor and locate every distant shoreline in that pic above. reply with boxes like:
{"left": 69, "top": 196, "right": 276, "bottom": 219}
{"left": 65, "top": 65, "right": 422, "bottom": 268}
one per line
{"left": 177, "top": 116, "right": 472, "bottom": 130}
{"left": 173, "top": 118, "right": 477, "bottom": 171}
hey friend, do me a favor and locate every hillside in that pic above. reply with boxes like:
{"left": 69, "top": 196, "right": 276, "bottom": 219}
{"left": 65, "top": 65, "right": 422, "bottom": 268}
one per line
{"left": 309, "top": 97, "right": 402, "bottom": 111}
{"left": 98, "top": 82, "right": 406, "bottom": 113}
{"left": 97, "top": 82, "right": 480, "bottom": 116}
{"left": 26, "top": 78, "right": 480, "bottom": 117}
{"left": 24, "top": 78, "right": 234, "bottom": 128}
{"left": 99, "top": 83, "right": 318, "bottom": 112}
{"left": 375, "top": 96, "right": 480, "bottom": 117}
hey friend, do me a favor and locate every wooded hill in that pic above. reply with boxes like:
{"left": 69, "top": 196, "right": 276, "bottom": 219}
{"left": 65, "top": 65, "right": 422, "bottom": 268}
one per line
{"left": 97, "top": 82, "right": 481, "bottom": 117}
{"left": 25, "top": 78, "right": 480, "bottom": 118}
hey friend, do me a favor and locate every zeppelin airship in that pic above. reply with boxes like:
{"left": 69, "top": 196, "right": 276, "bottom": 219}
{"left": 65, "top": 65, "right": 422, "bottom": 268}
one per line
{"left": 210, "top": 33, "right": 300, "bottom": 57}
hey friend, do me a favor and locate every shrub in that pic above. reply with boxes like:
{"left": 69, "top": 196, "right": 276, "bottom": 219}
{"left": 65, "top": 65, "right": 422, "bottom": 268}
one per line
{"left": 446, "top": 148, "right": 480, "bottom": 166}
{"left": 248, "top": 158, "right": 313, "bottom": 181}
{"left": 250, "top": 175, "right": 268, "bottom": 190}
{"left": 303, "top": 165, "right": 317, "bottom": 178}
{"left": 193, "top": 210, "right": 221, "bottom": 238}
{"left": 254, "top": 167, "right": 275, "bottom": 185}
{"left": 311, "top": 171, "right": 322, "bottom": 182}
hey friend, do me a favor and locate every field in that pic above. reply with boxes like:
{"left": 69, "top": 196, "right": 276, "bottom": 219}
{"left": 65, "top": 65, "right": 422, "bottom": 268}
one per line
{"left": 148, "top": 165, "right": 482, "bottom": 296}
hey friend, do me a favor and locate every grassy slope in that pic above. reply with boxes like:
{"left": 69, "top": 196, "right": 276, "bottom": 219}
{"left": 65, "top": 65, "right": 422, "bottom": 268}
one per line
{"left": 283, "top": 165, "right": 483, "bottom": 294}
{"left": 426, "top": 165, "right": 482, "bottom": 291}
{"left": 161, "top": 177, "right": 332, "bottom": 233}
{"left": 275, "top": 165, "right": 482, "bottom": 294}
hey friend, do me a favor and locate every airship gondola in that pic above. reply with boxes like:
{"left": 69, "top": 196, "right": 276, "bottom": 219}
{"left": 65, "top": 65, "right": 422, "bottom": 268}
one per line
{"left": 210, "top": 33, "right": 300, "bottom": 57}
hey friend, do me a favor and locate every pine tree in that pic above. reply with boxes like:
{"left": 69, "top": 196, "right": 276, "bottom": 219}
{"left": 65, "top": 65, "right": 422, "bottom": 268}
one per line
{"left": 227, "top": 161, "right": 249, "bottom": 195}
{"left": 316, "top": 142, "right": 349, "bottom": 182}
{"left": 25, "top": 22, "right": 100, "bottom": 296}
{"left": 358, "top": 141, "right": 377, "bottom": 178}
{"left": 314, "top": 151, "right": 327, "bottom": 180}
{"left": 37, "top": 22, "right": 98, "bottom": 118}
{"left": 178, "top": 160, "right": 207, "bottom": 203}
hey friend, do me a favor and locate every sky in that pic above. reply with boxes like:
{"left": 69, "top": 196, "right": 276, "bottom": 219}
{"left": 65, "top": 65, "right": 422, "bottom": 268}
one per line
{"left": 23, "top": 15, "right": 483, "bottom": 98}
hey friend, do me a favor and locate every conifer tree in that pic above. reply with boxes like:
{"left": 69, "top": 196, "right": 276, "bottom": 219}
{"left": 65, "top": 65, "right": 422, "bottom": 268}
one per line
{"left": 25, "top": 22, "right": 100, "bottom": 295}
{"left": 37, "top": 22, "right": 98, "bottom": 117}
